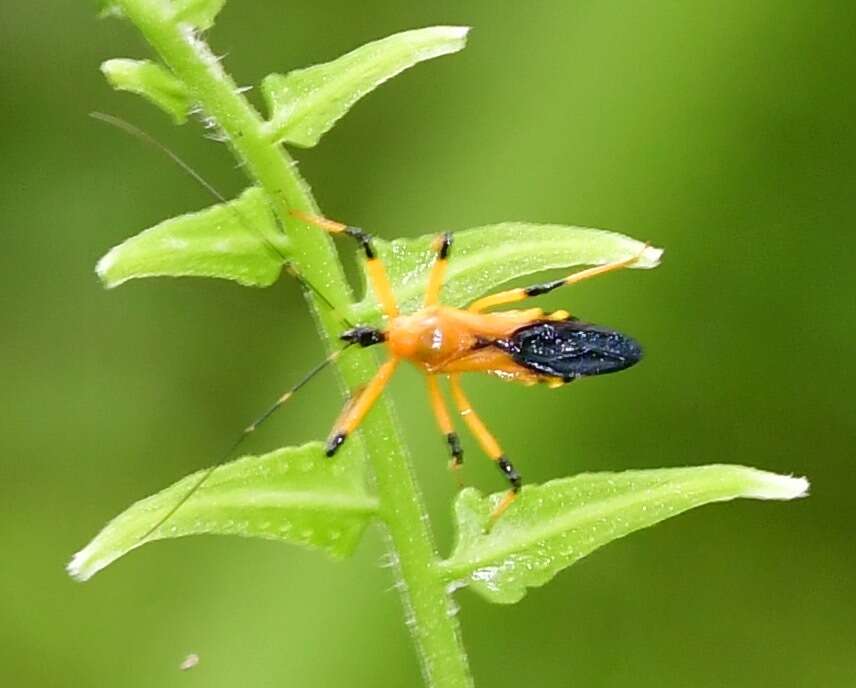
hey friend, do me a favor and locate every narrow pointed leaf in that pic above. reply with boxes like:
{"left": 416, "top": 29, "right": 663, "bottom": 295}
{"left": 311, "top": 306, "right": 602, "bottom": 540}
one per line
{"left": 439, "top": 465, "right": 808, "bottom": 604}
{"left": 263, "top": 26, "right": 469, "bottom": 147}
{"left": 68, "top": 443, "right": 378, "bottom": 582}
{"left": 96, "top": 187, "right": 289, "bottom": 288}
{"left": 101, "top": 59, "right": 190, "bottom": 123}
{"left": 173, "top": 0, "right": 226, "bottom": 29}
{"left": 350, "top": 223, "right": 662, "bottom": 323}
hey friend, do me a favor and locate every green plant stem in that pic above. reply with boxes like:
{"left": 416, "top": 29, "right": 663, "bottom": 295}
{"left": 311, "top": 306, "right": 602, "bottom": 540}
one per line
{"left": 112, "top": 2, "right": 472, "bottom": 686}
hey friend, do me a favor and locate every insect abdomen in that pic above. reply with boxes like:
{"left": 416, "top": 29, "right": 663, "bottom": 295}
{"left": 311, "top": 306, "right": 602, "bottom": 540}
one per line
{"left": 497, "top": 319, "right": 642, "bottom": 382}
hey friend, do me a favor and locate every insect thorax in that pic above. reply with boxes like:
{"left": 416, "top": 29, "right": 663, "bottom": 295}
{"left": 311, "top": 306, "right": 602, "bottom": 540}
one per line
{"left": 387, "top": 308, "right": 480, "bottom": 367}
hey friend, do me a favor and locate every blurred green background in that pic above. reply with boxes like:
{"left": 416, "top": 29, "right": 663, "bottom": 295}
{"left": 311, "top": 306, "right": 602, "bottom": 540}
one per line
{"left": 2, "top": 1, "right": 855, "bottom": 686}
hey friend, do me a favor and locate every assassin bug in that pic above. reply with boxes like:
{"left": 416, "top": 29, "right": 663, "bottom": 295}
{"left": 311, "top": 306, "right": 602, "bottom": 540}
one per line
{"left": 93, "top": 113, "right": 645, "bottom": 535}
{"left": 288, "top": 210, "right": 645, "bottom": 522}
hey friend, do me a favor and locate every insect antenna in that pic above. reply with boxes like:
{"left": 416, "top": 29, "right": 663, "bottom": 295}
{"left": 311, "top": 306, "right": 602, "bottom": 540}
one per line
{"left": 138, "top": 344, "right": 353, "bottom": 542}
{"left": 90, "top": 112, "right": 363, "bottom": 538}
{"left": 89, "top": 112, "right": 353, "bottom": 328}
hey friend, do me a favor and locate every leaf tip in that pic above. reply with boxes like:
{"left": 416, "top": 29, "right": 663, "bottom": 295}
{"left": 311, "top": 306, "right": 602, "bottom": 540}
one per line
{"left": 641, "top": 244, "right": 664, "bottom": 267}
{"left": 95, "top": 247, "right": 121, "bottom": 288}
{"left": 428, "top": 25, "right": 470, "bottom": 54}
{"left": 441, "top": 25, "right": 471, "bottom": 41}
{"left": 98, "top": 59, "right": 115, "bottom": 77}
{"left": 99, "top": 58, "right": 134, "bottom": 78}
{"left": 745, "top": 470, "right": 810, "bottom": 501}
{"left": 67, "top": 545, "right": 98, "bottom": 582}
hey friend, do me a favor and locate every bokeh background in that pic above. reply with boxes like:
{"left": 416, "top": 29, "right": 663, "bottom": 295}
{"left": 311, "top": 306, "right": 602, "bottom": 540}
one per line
{"left": 2, "top": 1, "right": 855, "bottom": 686}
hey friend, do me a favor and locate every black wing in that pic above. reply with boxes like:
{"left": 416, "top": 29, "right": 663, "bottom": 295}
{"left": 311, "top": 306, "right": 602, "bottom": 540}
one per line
{"left": 497, "top": 319, "right": 642, "bottom": 382}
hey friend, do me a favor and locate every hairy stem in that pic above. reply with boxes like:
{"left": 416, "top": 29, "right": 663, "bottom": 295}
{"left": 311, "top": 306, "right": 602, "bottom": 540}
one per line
{"left": 111, "top": 1, "right": 472, "bottom": 686}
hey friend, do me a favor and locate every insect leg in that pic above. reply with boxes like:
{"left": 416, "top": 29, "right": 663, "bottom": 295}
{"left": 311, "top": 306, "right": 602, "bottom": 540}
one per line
{"left": 467, "top": 246, "right": 648, "bottom": 313}
{"left": 426, "top": 375, "right": 463, "bottom": 475}
{"left": 424, "top": 232, "right": 453, "bottom": 306}
{"left": 326, "top": 358, "right": 399, "bottom": 457}
{"left": 448, "top": 374, "right": 521, "bottom": 523}
{"left": 291, "top": 209, "right": 399, "bottom": 319}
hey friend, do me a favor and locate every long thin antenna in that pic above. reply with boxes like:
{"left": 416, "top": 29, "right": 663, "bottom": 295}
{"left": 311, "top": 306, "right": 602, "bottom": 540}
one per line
{"left": 139, "top": 345, "right": 351, "bottom": 542}
{"left": 90, "top": 111, "right": 353, "bottom": 328}
{"left": 89, "top": 112, "right": 361, "bottom": 538}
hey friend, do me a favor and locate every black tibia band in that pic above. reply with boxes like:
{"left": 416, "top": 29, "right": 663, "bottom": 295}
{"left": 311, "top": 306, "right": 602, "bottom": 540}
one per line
{"left": 525, "top": 278, "right": 566, "bottom": 297}
{"left": 497, "top": 456, "right": 522, "bottom": 491}
{"left": 446, "top": 432, "right": 463, "bottom": 465}
{"left": 326, "top": 432, "right": 347, "bottom": 457}
{"left": 344, "top": 226, "right": 376, "bottom": 259}
{"left": 438, "top": 232, "right": 453, "bottom": 259}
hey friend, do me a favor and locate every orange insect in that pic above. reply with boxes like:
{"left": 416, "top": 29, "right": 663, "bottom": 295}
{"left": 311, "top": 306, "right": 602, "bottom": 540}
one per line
{"left": 290, "top": 210, "right": 645, "bottom": 522}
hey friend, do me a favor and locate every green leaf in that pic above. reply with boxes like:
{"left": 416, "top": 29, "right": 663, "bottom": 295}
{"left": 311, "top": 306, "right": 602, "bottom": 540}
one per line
{"left": 96, "top": 187, "right": 289, "bottom": 288}
{"left": 349, "top": 223, "right": 663, "bottom": 323}
{"left": 262, "top": 26, "right": 469, "bottom": 147}
{"left": 173, "top": 0, "right": 226, "bottom": 29}
{"left": 101, "top": 58, "right": 190, "bottom": 123}
{"left": 68, "top": 442, "right": 379, "bottom": 582}
{"left": 439, "top": 465, "right": 808, "bottom": 604}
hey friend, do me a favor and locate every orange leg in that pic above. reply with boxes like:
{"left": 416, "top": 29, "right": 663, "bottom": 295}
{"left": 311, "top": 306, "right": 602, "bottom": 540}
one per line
{"left": 326, "top": 358, "right": 399, "bottom": 456}
{"left": 292, "top": 209, "right": 399, "bottom": 318}
{"left": 467, "top": 245, "right": 648, "bottom": 313}
{"left": 424, "top": 232, "right": 453, "bottom": 307}
{"left": 448, "top": 375, "right": 521, "bottom": 523}
{"left": 426, "top": 375, "right": 463, "bottom": 476}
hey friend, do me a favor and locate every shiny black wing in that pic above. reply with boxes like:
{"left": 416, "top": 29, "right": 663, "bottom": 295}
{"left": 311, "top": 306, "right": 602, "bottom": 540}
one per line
{"left": 497, "top": 319, "right": 643, "bottom": 382}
